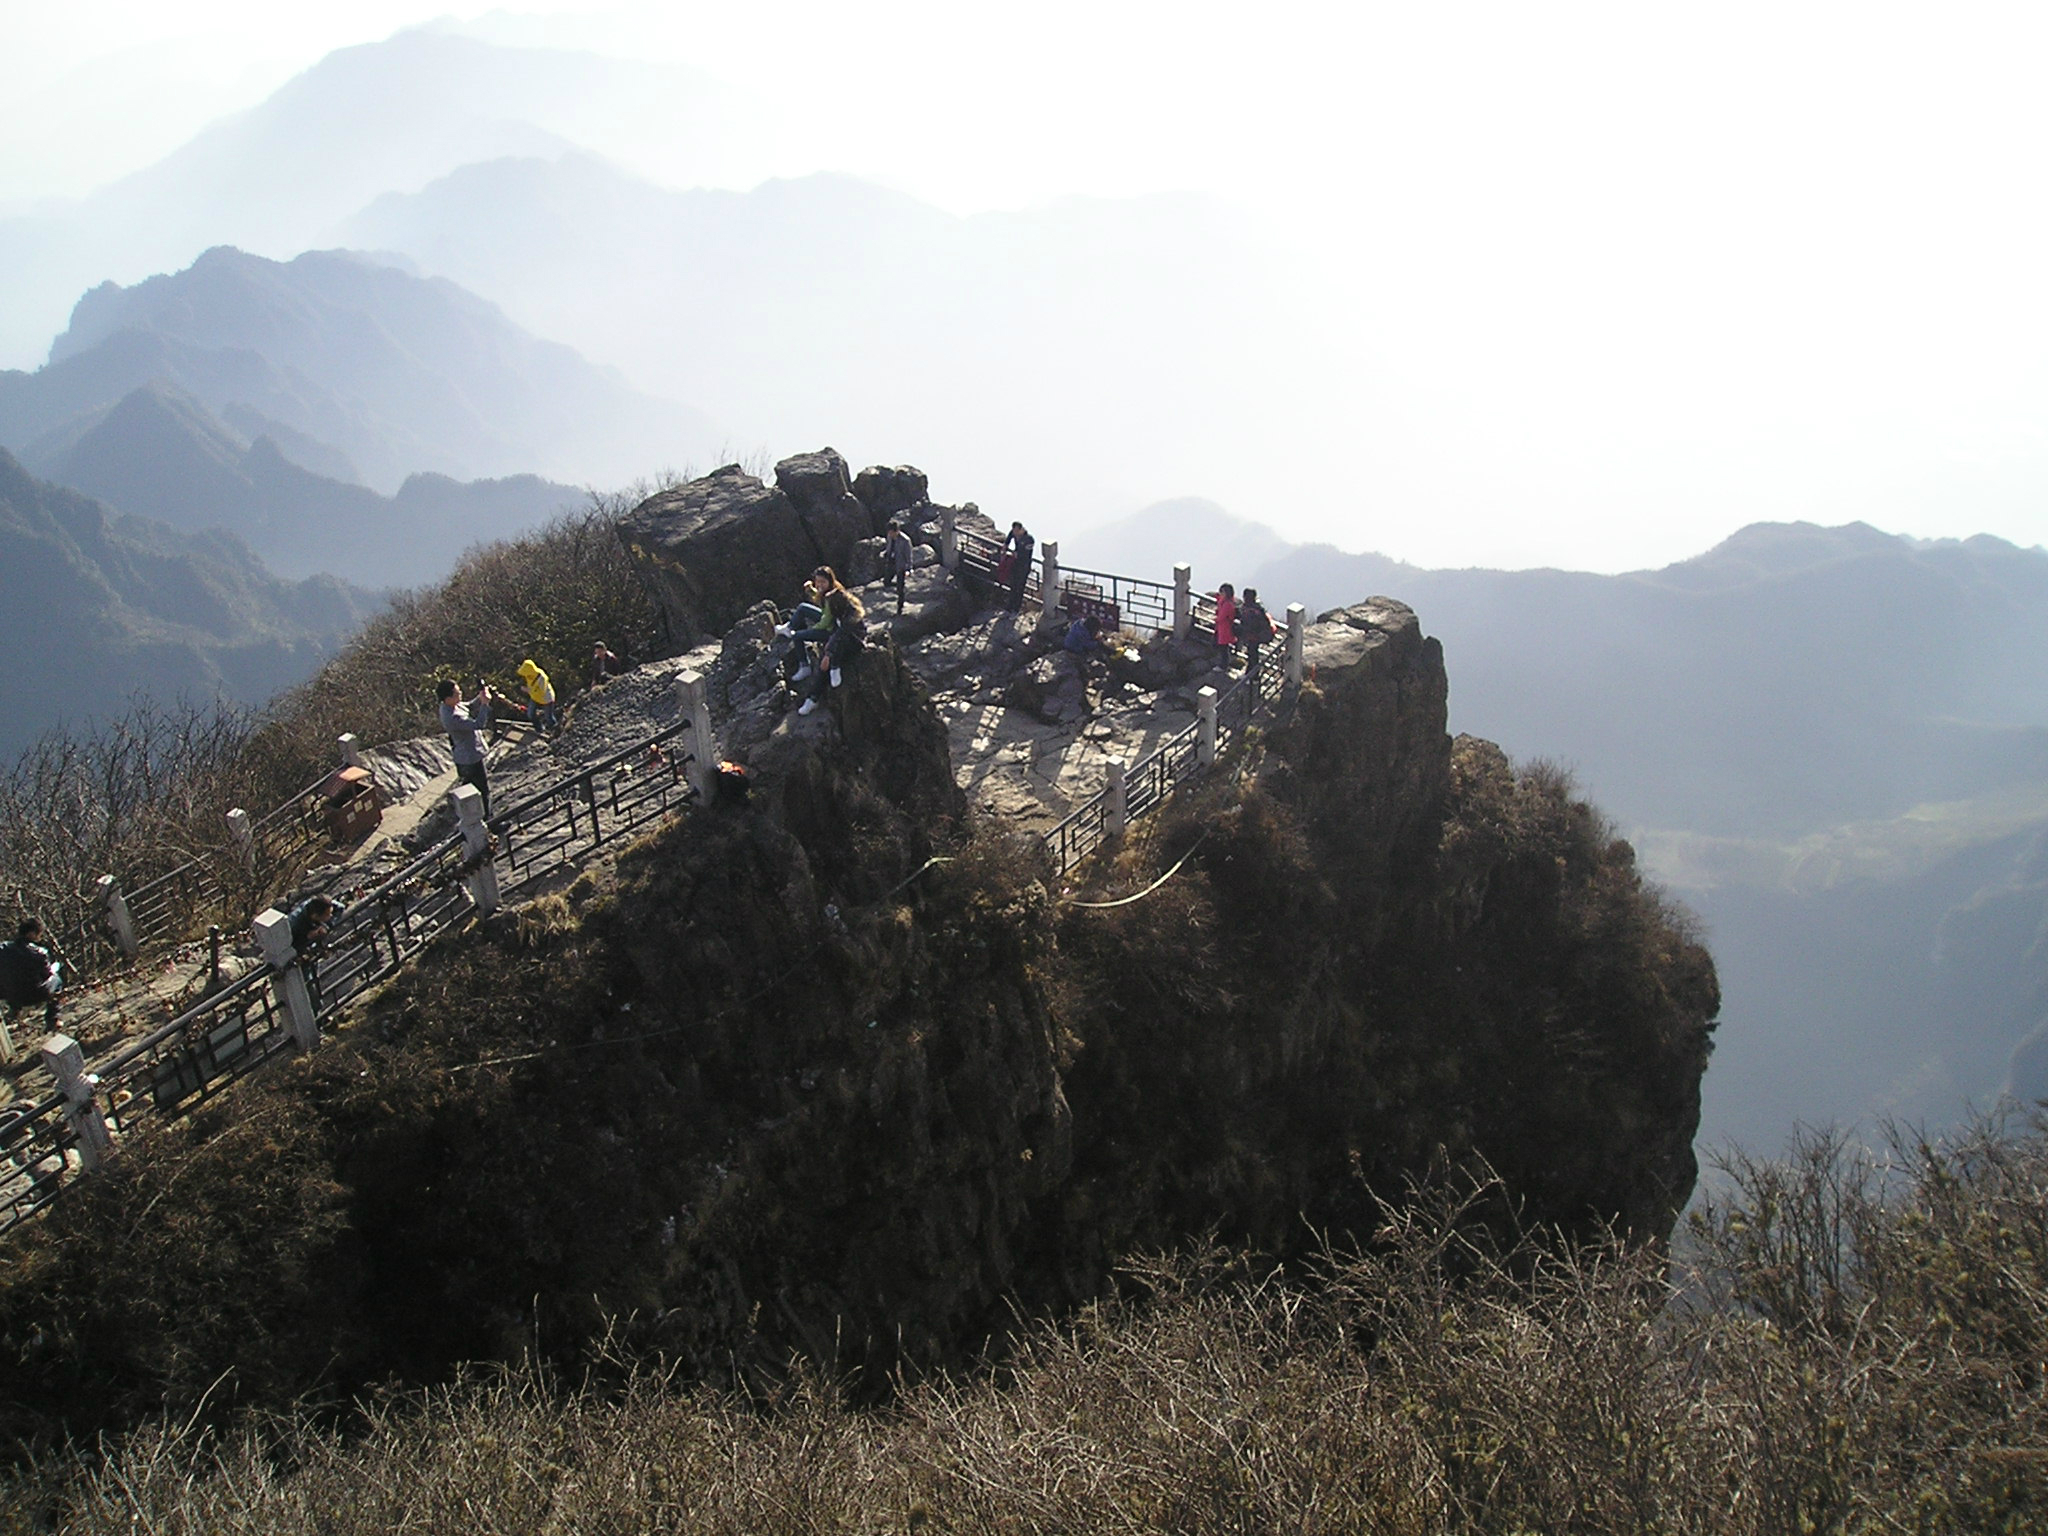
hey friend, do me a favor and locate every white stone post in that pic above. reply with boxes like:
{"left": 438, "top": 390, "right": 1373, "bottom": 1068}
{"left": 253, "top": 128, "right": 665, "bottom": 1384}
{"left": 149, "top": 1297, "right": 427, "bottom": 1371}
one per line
{"left": 1104, "top": 756, "right": 1128, "bottom": 838}
{"left": 1286, "top": 602, "right": 1307, "bottom": 687}
{"left": 253, "top": 908, "right": 321, "bottom": 1050}
{"left": 451, "top": 785, "right": 501, "bottom": 915}
{"left": 339, "top": 733, "right": 365, "bottom": 769}
{"left": 674, "top": 669, "right": 717, "bottom": 803}
{"left": 225, "top": 807, "right": 256, "bottom": 873}
{"left": 939, "top": 505, "right": 959, "bottom": 571}
{"left": 97, "top": 874, "right": 139, "bottom": 958}
{"left": 1198, "top": 686, "right": 1219, "bottom": 768}
{"left": 1039, "top": 540, "right": 1061, "bottom": 623}
{"left": 42, "top": 1034, "right": 112, "bottom": 1171}
{"left": 1173, "top": 563, "right": 1193, "bottom": 641}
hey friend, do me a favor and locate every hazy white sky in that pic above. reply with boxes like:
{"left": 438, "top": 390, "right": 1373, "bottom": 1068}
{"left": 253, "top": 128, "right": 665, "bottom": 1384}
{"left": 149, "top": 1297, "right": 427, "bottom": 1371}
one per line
{"left": 8, "top": 1, "right": 2048, "bottom": 569}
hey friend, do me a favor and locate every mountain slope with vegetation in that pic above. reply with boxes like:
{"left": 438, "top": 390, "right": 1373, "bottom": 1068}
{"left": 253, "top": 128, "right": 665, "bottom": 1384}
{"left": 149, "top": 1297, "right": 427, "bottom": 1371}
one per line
{"left": 0, "top": 448, "right": 378, "bottom": 762}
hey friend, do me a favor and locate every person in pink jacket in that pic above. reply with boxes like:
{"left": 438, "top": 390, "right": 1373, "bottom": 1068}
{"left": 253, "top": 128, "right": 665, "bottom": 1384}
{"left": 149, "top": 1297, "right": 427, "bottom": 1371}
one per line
{"left": 1214, "top": 582, "right": 1238, "bottom": 656}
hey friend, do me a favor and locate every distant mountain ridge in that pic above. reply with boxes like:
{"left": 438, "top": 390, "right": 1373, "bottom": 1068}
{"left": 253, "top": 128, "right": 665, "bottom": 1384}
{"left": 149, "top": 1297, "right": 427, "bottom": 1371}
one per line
{"left": 0, "top": 448, "right": 379, "bottom": 762}
{"left": 2, "top": 246, "right": 720, "bottom": 494}
{"left": 27, "top": 380, "right": 581, "bottom": 588}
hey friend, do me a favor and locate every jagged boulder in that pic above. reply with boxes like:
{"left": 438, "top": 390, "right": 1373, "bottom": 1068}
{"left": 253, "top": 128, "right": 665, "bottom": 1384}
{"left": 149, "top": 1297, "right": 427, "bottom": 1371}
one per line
{"left": 853, "top": 464, "right": 929, "bottom": 529}
{"left": 618, "top": 465, "right": 815, "bottom": 643}
{"left": 775, "top": 449, "right": 874, "bottom": 568}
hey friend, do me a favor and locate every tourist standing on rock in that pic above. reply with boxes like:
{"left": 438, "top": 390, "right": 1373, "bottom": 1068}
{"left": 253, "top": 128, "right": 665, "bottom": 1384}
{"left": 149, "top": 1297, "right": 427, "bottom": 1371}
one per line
{"left": 886, "top": 520, "right": 916, "bottom": 614}
{"left": 517, "top": 658, "right": 558, "bottom": 735}
{"left": 589, "top": 642, "right": 630, "bottom": 688}
{"left": 437, "top": 678, "right": 494, "bottom": 816}
{"left": 1000, "top": 521, "right": 1034, "bottom": 612}
{"left": 1238, "top": 588, "right": 1276, "bottom": 695}
{"left": 0, "top": 917, "right": 62, "bottom": 1036}
{"left": 797, "top": 586, "right": 868, "bottom": 717}
{"left": 1214, "top": 582, "right": 1238, "bottom": 660}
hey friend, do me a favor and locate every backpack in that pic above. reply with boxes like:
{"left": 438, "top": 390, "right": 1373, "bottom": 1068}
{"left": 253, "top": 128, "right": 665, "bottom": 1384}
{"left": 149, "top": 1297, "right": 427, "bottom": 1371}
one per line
{"left": 1239, "top": 602, "right": 1274, "bottom": 644}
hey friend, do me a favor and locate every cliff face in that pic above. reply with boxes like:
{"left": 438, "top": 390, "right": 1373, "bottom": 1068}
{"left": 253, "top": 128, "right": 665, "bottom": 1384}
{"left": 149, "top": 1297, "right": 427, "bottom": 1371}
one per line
{"left": 0, "top": 508, "right": 1716, "bottom": 1440}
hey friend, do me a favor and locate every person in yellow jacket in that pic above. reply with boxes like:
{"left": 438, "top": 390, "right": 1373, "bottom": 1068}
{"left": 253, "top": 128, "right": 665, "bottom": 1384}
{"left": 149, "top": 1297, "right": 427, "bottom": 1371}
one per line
{"left": 516, "top": 658, "right": 559, "bottom": 735}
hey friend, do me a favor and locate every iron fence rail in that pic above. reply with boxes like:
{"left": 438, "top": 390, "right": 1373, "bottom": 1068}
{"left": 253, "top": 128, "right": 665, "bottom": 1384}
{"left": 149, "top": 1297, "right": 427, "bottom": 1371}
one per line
{"left": 0, "top": 1094, "right": 78, "bottom": 1233}
{"left": 494, "top": 720, "right": 695, "bottom": 893}
{"left": 99, "top": 966, "right": 297, "bottom": 1134}
{"left": 1041, "top": 643, "right": 1291, "bottom": 877}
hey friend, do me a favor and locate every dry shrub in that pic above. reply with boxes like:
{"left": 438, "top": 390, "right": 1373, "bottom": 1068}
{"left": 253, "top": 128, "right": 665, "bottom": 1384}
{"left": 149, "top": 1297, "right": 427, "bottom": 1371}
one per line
{"left": 18, "top": 1120, "right": 2047, "bottom": 1533}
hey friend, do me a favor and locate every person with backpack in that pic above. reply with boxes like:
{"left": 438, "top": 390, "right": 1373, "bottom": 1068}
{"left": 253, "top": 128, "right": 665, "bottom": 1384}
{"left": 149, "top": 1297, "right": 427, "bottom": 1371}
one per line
{"left": 1238, "top": 588, "right": 1277, "bottom": 694}
{"left": 0, "top": 917, "right": 62, "bottom": 1037}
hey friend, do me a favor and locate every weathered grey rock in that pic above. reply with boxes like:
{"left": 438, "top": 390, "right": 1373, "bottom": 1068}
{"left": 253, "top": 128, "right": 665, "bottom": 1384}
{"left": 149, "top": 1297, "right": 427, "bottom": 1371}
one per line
{"left": 852, "top": 464, "right": 929, "bottom": 529}
{"left": 775, "top": 449, "right": 873, "bottom": 569}
{"left": 844, "top": 534, "right": 888, "bottom": 586}
{"left": 619, "top": 465, "right": 815, "bottom": 643}
{"left": 864, "top": 568, "right": 976, "bottom": 646}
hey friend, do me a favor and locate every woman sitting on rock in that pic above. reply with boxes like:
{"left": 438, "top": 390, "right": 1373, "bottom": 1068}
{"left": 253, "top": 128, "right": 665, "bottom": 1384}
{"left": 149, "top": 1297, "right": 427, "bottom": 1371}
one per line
{"left": 775, "top": 571, "right": 833, "bottom": 684}
{"left": 796, "top": 586, "right": 868, "bottom": 717}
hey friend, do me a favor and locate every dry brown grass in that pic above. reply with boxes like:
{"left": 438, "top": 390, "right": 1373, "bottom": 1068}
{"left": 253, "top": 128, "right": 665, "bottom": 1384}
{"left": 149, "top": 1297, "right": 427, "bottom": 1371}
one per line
{"left": 10, "top": 1119, "right": 2045, "bottom": 1534}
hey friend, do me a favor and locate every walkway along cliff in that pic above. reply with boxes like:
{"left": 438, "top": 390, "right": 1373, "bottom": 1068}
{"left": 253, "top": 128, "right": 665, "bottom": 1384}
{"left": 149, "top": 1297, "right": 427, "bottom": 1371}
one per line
{"left": 0, "top": 451, "right": 1718, "bottom": 1443}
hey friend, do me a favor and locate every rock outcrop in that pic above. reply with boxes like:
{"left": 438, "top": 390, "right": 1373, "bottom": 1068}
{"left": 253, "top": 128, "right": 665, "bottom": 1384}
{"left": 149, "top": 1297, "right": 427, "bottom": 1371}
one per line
{"left": 0, "top": 457, "right": 1718, "bottom": 1442}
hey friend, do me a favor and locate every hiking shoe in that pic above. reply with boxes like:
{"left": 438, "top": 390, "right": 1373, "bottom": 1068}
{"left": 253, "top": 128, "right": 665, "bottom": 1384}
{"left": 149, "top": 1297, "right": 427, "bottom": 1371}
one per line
{"left": 830, "top": 668, "right": 843, "bottom": 688}
{"left": 798, "top": 697, "right": 819, "bottom": 716}
{"left": 792, "top": 664, "right": 813, "bottom": 683}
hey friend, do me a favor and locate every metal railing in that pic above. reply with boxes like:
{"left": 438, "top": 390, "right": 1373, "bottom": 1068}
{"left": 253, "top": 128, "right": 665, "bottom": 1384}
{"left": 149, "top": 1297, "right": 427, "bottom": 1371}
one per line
{"left": 0, "top": 1094, "right": 78, "bottom": 1233}
{"left": 494, "top": 720, "right": 696, "bottom": 893}
{"left": 959, "top": 527, "right": 1042, "bottom": 607}
{"left": 307, "top": 832, "right": 478, "bottom": 1019}
{"left": 1055, "top": 565, "right": 1176, "bottom": 636}
{"left": 1041, "top": 641, "right": 1291, "bottom": 876}
{"left": 100, "top": 967, "right": 297, "bottom": 1134}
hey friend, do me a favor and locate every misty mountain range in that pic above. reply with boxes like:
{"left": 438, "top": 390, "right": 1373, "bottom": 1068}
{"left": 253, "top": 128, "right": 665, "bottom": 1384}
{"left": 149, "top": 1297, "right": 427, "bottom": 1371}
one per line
{"left": 1070, "top": 506, "right": 2048, "bottom": 1150}
{"left": 0, "top": 245, "right": 714, "bottom": 497}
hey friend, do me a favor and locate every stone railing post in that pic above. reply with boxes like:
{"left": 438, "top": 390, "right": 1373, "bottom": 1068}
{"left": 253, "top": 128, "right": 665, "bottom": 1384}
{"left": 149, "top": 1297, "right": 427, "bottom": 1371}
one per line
{"left": 674, "top": 669, "right": 717, "bottom": 803}
{"left": 97, "top": 874, "right": 139, "bottom": 958}
{"left": 253, "top": 908, "right": 320, "bottom": 1050}
{"left": 41, "top": 1034, "right": 112, "bottom": 1171}
{"left": 939, "top": 505, "right": 959, "bottom": 571}
{"left": 225, "top": 807, "right": 256, "bottom": 873}
{"left": 1039, "top": 540, "right": 1061, "bottom": 623}
{"left": 339, "top": 733, "right": 365, "bottom": 770}
{"left": 450, "top": 785, "right": 501, "bottom": 915}
{"left": 1286, "top": 602, "right": 1307, "bottom": 687}
{"left": 1198, "top": 686, "right": 1219, "bottom": 768}
{"left": 1104, "top": 756, "right": 1128, "bottom": 838}
{"left": 1173, "top": 563, "right": 1192, "bottom": 641}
